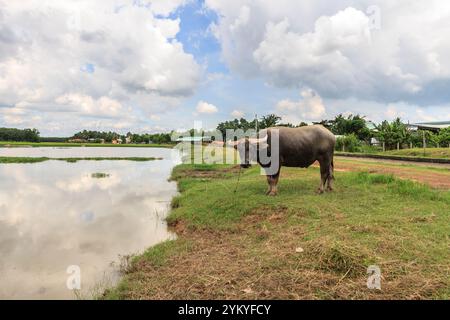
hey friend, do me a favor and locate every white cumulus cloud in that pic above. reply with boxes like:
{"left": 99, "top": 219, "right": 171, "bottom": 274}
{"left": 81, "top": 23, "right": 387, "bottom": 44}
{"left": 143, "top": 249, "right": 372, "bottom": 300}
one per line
{"left": 196, "top": 101, "right": 218, "bottom": 114}
{"left": 206, "top": 0, "right": 450, "bottom": 105}
{"left": 276, "top": 89, "right": 326, "bottom": 124}
{"left": 231, "top": 110, "right": 245, "bottom": 118}
{"left": 0, "top": 0, "right": 200, "bottom": 133}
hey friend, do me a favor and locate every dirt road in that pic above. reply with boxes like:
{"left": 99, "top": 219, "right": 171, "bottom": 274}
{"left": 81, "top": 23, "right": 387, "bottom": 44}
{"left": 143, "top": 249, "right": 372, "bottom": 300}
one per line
{"left": 329, "top": 156, "right": 450, "bottom": 189}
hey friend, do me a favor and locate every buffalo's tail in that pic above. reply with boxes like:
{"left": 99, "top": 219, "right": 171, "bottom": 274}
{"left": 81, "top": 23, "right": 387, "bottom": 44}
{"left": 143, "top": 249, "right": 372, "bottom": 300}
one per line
{"left": 329, "top": 157, "right": 335, "bottom": 182}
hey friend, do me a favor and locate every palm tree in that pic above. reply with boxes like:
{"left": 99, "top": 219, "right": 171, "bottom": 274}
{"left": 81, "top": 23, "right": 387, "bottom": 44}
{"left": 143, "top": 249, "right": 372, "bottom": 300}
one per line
{"left": 259, "top": 114, "right": 281, "bottom": 129}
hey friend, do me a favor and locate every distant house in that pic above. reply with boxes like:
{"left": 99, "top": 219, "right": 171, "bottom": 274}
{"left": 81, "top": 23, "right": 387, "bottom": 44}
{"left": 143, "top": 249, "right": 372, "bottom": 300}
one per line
{"left": 68, "top": 138, "right": 87, "bottom": 143}
{"left": 112, "top": 138, "right": 123, "bottom": 144}
{"left": 125, "top": 136, "right": 132, "bottom": 144}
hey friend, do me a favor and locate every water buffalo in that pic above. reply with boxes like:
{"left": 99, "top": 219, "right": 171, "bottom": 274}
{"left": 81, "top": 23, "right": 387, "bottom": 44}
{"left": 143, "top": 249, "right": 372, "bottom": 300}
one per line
{"left": 227, "top": 125, "right": 336, "bottom": 196}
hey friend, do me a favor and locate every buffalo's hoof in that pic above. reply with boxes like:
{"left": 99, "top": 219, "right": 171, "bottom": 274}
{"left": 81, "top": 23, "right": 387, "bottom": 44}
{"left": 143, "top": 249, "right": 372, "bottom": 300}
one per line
{"left": 267, "top": 191, "right": 278, "bottom": 197}
{"left": 326, "top": 187, "right": 333, "bottom": 192}
{"left": 316, "top": 188, "right": 324, "bottom": 195}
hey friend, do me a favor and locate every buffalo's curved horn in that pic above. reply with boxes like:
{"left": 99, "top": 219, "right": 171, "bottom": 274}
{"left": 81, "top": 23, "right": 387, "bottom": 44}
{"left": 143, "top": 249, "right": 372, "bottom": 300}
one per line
{"left": 248, "top": 135, "right": 268, "bottom": 144}
{"left": 211, "top": 140, "right": 225, "bottom": 146}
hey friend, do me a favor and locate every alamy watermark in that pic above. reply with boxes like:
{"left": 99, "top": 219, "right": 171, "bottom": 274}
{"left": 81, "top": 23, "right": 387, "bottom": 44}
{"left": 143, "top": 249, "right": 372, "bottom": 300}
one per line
{"left": 171, "top": 122, "right": 280, "bottom": 175}
{"left": 367, "top": 265, "right": 381, "bottom": 290}
{"left": 367, "top": 5, "right": 381, "bottom": 31}
{"left": 66, "top": 265, "right": 81, "bottom": 291}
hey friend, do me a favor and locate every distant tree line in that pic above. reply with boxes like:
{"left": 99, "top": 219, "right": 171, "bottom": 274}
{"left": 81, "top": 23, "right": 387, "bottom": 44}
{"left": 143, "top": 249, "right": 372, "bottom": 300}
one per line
{"left": 72, "top": 130, "right": 123, "bottom": 142}
{"left": 71, "top": 130, "right": 173, "bottom": 144}
{"left": 2, "top": 115, "right": 449, "bottom": 150}
{"left": 0, "top": 127, "right": 40, "bottom": 142}
{"left": 375, "top": 119, "right": 450, "bottom": 150}
{"left": 216, "top": 114, "right": 309, "bottom": 140}
{"left": 126, "top": 132, "right": 172, "bottom": 144}
{"left": 216, "top": 113, "right": 450, "bottom": 151}
{"left": 40, "top": 137, "right": 69, "bottom": 143}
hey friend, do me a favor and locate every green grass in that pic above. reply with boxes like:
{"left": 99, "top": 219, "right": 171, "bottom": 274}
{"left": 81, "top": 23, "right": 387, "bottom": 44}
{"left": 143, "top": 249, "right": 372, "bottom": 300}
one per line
{"left": 0, "top": 141, "right": 174, "bottom": 148}
{"left": 0, "top": 157, "right": 49, "bottom": 163}
{"left": 105, "top": 161, "right": 450, "bottom": 299}
{"left": 383, "top": 148, "right": 450, "bottom": 159}
{"left": 337, "top": 147, "right": 450, "bottom": 160}
{"left": 0, "top": 157, "right": 162, "bottom": 163}
{"left": 168, "top": 165, "right": 450, "bottom": 229}
{"left": 337, "top": 157, "right": 450, "bottom": 174}
{"left": 135, "top": 239, "right": 192, "bottom": 267}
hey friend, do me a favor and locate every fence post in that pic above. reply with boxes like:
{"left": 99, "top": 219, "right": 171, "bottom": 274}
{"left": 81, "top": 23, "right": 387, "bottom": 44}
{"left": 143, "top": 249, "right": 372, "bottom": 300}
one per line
{"left": 423, "top": 131, "right": 426, "bottom": 156}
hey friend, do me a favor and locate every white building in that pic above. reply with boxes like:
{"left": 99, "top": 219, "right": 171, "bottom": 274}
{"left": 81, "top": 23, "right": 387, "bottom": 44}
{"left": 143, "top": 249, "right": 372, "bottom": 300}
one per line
{"left": 407, "top": 121, "right": 450, "bottom": 132}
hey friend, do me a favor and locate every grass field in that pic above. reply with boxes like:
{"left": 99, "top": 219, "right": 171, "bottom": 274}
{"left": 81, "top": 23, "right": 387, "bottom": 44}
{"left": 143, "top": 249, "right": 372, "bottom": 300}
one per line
{"left": 0, "top": 141, "right": 173, "bottom": 148}
{"left": 104, "top": 159, "right": 450, "bottom": 300}
{"left": 0, "top": 157, "right": 162, "bottom": 163}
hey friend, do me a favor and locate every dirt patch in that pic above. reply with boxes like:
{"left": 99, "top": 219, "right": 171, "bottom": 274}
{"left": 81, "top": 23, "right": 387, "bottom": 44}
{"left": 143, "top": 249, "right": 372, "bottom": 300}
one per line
{"left": 174, "top": 165, "right": 242, "bottom": 179}
{"left": 315, "top": 159, "right": 450, "bottom": 189}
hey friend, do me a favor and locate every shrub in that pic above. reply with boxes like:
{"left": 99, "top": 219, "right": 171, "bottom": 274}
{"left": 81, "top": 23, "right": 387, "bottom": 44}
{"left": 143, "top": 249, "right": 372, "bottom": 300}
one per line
{"left": 336, "top": 134, "right": 361, "bottom": 152}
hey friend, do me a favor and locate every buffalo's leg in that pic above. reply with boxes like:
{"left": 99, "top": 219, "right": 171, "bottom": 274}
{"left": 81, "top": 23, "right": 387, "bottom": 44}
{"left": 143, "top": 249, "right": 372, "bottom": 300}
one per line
{"left": 326, "top": 159, "right": 334, "bottom": 191}
{"left": 265, "top": 170, "right": 280, "bottom": 196}
{"left": 265, "top": 175, "right": 272, "bottom": 195}
{"left": 317, "top": 158, "right": 332, "bottom": 194}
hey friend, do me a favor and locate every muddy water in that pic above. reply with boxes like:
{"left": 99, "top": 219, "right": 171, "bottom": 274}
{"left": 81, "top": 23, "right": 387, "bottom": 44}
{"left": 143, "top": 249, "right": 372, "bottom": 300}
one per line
{"left": 0, "top": 148, "right": 180, "bottom": 299}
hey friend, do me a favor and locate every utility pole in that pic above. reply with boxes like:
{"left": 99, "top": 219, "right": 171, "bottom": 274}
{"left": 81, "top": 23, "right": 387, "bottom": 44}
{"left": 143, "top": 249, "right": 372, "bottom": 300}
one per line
{"left": 255, "top": 114, "right": 258, "bottom": 134}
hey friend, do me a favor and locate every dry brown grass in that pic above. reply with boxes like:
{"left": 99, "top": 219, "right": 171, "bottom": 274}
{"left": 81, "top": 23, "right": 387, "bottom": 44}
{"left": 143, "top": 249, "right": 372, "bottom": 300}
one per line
{"left": 105, "top": 208, "right": 448, "bottom": 300}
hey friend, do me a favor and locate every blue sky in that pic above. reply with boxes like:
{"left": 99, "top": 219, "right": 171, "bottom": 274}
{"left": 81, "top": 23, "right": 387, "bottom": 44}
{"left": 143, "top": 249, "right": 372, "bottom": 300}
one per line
{"left": 163, "top": 1, "right": 310, "bottom": 130}
{"left": 0, "top": 0, "right": 449, "bottom": 135}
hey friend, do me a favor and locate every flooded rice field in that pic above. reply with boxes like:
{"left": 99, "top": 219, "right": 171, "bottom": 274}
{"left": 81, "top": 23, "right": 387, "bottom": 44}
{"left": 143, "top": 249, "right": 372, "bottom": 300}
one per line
{"left": 0, "top": 148, "right": 179, "bottom": 299}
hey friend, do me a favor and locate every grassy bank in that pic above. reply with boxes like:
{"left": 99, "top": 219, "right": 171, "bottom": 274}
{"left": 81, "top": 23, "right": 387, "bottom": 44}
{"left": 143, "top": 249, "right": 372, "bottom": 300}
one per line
{"left": 335, "top": 148, "right": 450, "bottom": 160}
{"left": 0, "top": 141, "right": 174, "bottom": 148}
{"left": 0, "top": 157, "right": 162, "bottom": 163}
{"left": 383, "top": 148, "right": 450, "bottom": 159}
{"left": 104, "top": 161, "right": 450, "bottom": 300}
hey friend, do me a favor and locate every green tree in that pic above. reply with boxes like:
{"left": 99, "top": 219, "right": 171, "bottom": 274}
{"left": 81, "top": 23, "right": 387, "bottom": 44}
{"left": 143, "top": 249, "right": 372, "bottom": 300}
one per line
{"left": 331, "top": 114, "right": 371, "bottom": 142}
{"left": 0, "top": 127, "right": 40, "bottom": 142}
{"left": 259, "top": 114, "right": 281, "bottom": 129}
{"left": 217, "top": 117, "right": 257, "bottom": 139}
{"left": 376, "top": 118, "right": 409, "bottom": 150}
{"left": 438, "top": 127, "right": 450, "bottom": 147}
{"left": 335, "top": 134, "right": 361, "bottom": 152}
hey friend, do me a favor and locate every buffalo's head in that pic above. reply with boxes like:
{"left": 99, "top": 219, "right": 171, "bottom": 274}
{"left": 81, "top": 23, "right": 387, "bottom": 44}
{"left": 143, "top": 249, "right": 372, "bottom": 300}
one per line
{"left": 227, "top": 135, "right": 269, "bottom": 168}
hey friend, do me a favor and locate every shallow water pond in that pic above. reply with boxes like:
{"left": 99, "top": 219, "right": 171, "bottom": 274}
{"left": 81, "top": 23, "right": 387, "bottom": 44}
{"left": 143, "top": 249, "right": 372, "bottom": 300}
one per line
{"left": 0, "top": 148, "right": 179, "bottom": 299}
{"left": 0, "top": 146, "right": 175, "bottom": 159}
